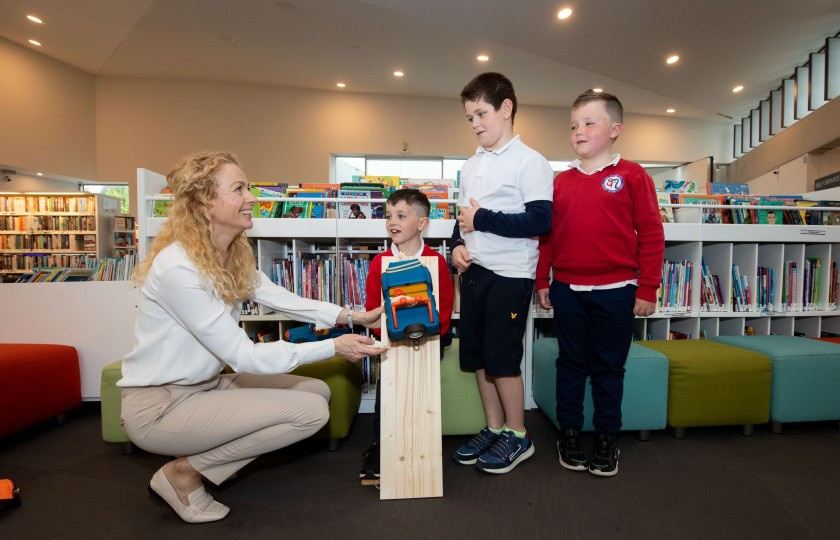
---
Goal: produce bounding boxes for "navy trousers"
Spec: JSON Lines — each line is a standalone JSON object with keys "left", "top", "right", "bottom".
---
{"left": 549, "top": 281, "right": 636, "bottom": 437}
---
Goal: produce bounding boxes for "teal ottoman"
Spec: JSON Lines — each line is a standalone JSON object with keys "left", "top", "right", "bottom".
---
{"left": 713, "top": 335, "right": 840, "bottom": 433}
{"left": 532, "top": 338, "right": 669, "bottom": 441}
{"left": 638, "top": 340, "right": 771, "bottom": 438}
{"left": 440, "top": 339, "right": 486, "bottom": 436}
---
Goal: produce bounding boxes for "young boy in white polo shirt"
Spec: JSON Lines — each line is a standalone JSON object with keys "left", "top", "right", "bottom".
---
{"left": 450, "top": 72, "right": 553, "bottom": 474}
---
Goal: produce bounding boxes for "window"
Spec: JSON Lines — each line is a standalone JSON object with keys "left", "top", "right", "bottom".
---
{"left": 82, "top": 184, "right": 129, "bottom": 214}
{"left": 334, "top": 155, "right": 467, "bottom": 185}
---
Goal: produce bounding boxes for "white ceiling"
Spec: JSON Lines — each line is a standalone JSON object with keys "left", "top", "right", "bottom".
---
{"left": 1, "top": 0, "right": 839, "bottom": 123}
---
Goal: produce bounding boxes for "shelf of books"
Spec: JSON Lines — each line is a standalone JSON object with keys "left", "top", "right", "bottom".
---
{"left": 0, "top": 192, "right": 135, "bottom": 282}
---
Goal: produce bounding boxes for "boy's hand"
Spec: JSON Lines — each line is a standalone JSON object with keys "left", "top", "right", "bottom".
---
{"left": 536, "top": 288, "right": 551, "bottom": 310}
{"left": 451, "top": 245, "right": 472, "bottom": 273}
{"left": 633, "top": 298, "right": 656, "bottom": 317}
{"left": 457, "top": 198, "right": 482, "bottom": 234}
{"left": 354, "top": 306, "right": 384, "bottom": 328}
{"left": 333, "top": 333, "right": 388, "bottom": 361}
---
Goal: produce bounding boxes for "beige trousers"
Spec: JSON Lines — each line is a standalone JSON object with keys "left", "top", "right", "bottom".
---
{"left": 121, "top": 372, "right": 330, "bottom": 485}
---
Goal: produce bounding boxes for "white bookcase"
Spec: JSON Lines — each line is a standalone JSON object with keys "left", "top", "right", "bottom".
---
{"left": 139, "top": 169, "right": 840, "bottom": 410}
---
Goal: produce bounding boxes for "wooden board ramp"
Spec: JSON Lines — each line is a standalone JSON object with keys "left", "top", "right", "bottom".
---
{"left": 379, "top": 256, "right": 443, "bottom": 500}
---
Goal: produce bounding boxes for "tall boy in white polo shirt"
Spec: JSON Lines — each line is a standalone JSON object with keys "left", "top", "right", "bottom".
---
{"left": 450, "top": 72, "right": 553, "bottom": 474}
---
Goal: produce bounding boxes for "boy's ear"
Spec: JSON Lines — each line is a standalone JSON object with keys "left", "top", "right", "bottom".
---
{"left": 501, "top": 98, "right": 514, "bottom": 120}
{"left": 610, "top": 122, "right": 623, "bottom": 141}
{"left": 418, "top": 215, "right": 429, "bottom": 232}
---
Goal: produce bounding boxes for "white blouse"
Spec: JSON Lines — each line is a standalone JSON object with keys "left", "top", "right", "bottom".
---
{"left": 119, "top": 243, "right": 343, "bottom": 387}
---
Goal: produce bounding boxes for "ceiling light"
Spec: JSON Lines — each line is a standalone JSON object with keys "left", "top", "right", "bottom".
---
{"left": 592, "top": 88, "right": 603, "bottom": 93}
{"left": 28, "top": 39, "right": 42, "bottom": 47}
{"left": 557, "top": 8, "right": 573, "bottom": 19}
{"left": 666, "top": 55, "right": 679, "bottom": 64}
{"left": 476, "top": 55, "right": 489, "bottom": 62}
{"left": 36, "top": 172, "right": 43, "bottom": 176}
{"left": 336, "top": 82, "right": 346, "bottom": 88}
{"left": 393, "top": 71, "right": 404, "bottom": 77}
{"left": 666, "top": 108, "right": 676, "bottom": 113}
{"left": 27, "top": 15, "right": 44, "bottom": 24}
{"left": 732, "top": 85, "right": 744, "bottom": 93}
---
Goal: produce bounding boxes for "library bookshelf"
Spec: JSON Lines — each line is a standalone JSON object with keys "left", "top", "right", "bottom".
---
{"left": 0, "top": 192, "right": 121, "bottom": 279}
{"left": 139, "top": 169, "right": 840, "bottom": 410}
{"left": 113, "top": 214, "right": 137, "bottom": 258}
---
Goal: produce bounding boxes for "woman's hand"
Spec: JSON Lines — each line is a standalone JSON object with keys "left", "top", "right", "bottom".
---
{"left": 333, "top": 334, "right": 387, "bottom": 361}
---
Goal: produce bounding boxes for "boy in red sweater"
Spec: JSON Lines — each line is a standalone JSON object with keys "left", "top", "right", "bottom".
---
{"left": 536, "top": 90, "right": 664, "bottom": 477}
{"left": 359, "top": 188, "right": 454, "bottom": 482}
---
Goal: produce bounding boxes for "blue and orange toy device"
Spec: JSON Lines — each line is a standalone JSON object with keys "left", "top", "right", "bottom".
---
{"left": 381, "top": 259, "right": 441, "bottom": 345}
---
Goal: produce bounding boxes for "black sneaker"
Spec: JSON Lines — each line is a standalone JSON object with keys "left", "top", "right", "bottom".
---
{"left": 360, "top": 441, "right": 380, "bottom": 480}
{"left": 589, "top": 434, "right": 619, "bottom": 477}
{"left": 557, "top": 428, "right": 588, "bottom": 471}
{"left": 453, "top": 427, "right": 500, "bottom": 465}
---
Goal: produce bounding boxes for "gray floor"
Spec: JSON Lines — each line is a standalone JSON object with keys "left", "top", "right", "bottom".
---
{"left": 1, "top": 403, "right": 839, "bottom": 539}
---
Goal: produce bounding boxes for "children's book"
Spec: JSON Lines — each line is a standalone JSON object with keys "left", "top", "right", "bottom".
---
{"left": 338, "top": 190, "right": 372, "bottom": 219}
{"left": 795, "top": 200, "right": 819, "bottom": 225}
{"left": 725, "top": 195, "right": 758, "bottom": 224}
{"left": 401, "top": 181, "right": 452, "bottom": 219}
{"left": 706, "top": 182, "right": 749, "bottom": 195}
{"left": 656, "top": 192, "right": 674, "bottom": 223}
{"left": 756, "top": 198, "right": 784, "bottom": 224}
{"left": 817, "top": 201, "right": 840, "bottom": 225}
{"left": 249, "top": 186, "right": 286, "bottom": 218}
{"left": 678, "top": 194, "right": 724, "bottom": 224}
{"left": 339, "top": 184, "right": 386, "bottom": 219}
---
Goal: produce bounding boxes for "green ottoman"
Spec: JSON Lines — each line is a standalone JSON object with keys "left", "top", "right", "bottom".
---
{"left": 532, "top": 338, "right": 669, "bottom": 441}
{"left": 100, "top": 360, "right": 133, "bottom": 454}
{"left": 440, "top": 339, "right": 486, "bottom": 436}
{"left": 637, "top": 340, "right": 772, "bottom": 438}
{"left": 714, "top": 335, "right": 840, "bottom": 433}
{"left": 288, "top": 356, "right": 362, "bottom": 450}
{"left": 101, "top": 356, "right": 362, "bottom": 453}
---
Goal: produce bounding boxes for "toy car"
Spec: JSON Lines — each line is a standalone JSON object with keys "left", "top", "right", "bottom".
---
{"left": 284, "top": 324, "right": 351, "bottom": 343}
{"left": 381, "top": 259, "right": 440, "bottom": 345}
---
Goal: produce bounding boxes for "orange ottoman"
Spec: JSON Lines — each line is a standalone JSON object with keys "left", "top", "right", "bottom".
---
{"left": 0, "top": 344, "right": 81, "bottom": 438}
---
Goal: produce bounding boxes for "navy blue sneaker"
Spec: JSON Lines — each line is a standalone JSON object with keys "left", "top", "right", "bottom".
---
{"left": 453, "top": 427, "right": 500, "bottom": 465}
{"left": 589, "top": 434, "right": 619, "bottom": 477}
{"left": 475, "top": 430, "right": 534, "bottom": 474}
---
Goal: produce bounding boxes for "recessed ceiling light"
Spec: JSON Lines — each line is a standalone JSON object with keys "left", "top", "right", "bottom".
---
{"left": 27, "top": 15, "right": 44, "bottom": 24}
{"left": 393, "top": 71, "right": 404, "bottom": 77}
{"left": 28, "top": 39, "right": 41, "bottom": 47}
{"left": 666, "top": 55, "right": 680, "bottom": 64}
{"left": 477, "top": 55, "right": 489, "bottom": 62}
{"left": 557, "top": 8, "right": 573, "bottom": 19}
{"left": 732, "top": 85, "right": 744, "bottom": 93}
{"left": 336, "top": 82, "right": 346, "bottom": 88}
{"left": 666, "top": 108, "right": 676, "bottom": 113}
{"left": 592, "top": 88, "right": 603, "bottom": 93}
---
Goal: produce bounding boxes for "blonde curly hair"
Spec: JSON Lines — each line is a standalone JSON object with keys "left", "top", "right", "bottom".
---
{"left": 133, "top": 151, "right": 258, "bottom": 303}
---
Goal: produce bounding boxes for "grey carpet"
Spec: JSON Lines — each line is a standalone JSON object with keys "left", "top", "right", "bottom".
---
{"left": 1, "top": 403, "right": 839, "bottom": 539}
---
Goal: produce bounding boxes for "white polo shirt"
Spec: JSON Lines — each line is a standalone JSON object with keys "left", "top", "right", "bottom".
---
{"left": 458, "top": 135, "right": 553, "bottom": 279}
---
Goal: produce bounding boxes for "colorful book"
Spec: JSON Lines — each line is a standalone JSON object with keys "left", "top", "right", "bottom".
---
{"left": 678, "top": 194, "right": 724, "bottom": 224}
{"left": 657, "top": 192, "right": 674, "bottom": 223}
{"left": 756, "top": 198, "right": 784, "bottom": 224}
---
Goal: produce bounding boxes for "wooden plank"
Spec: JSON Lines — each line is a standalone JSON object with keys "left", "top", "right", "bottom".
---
{"left": 379, "top": 256, "right": 443, "bottom": 500}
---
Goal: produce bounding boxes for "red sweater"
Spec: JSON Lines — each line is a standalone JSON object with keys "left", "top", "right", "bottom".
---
{"left": 536, "top": 159, "right": 665, "bottom": 303}
{"left": 364, "top": 245, "right": 454, "bottom": 338}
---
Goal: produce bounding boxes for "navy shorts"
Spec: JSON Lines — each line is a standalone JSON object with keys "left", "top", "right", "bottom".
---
{"left": 458, "top": 264, "right": 533, "bottom": 376}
